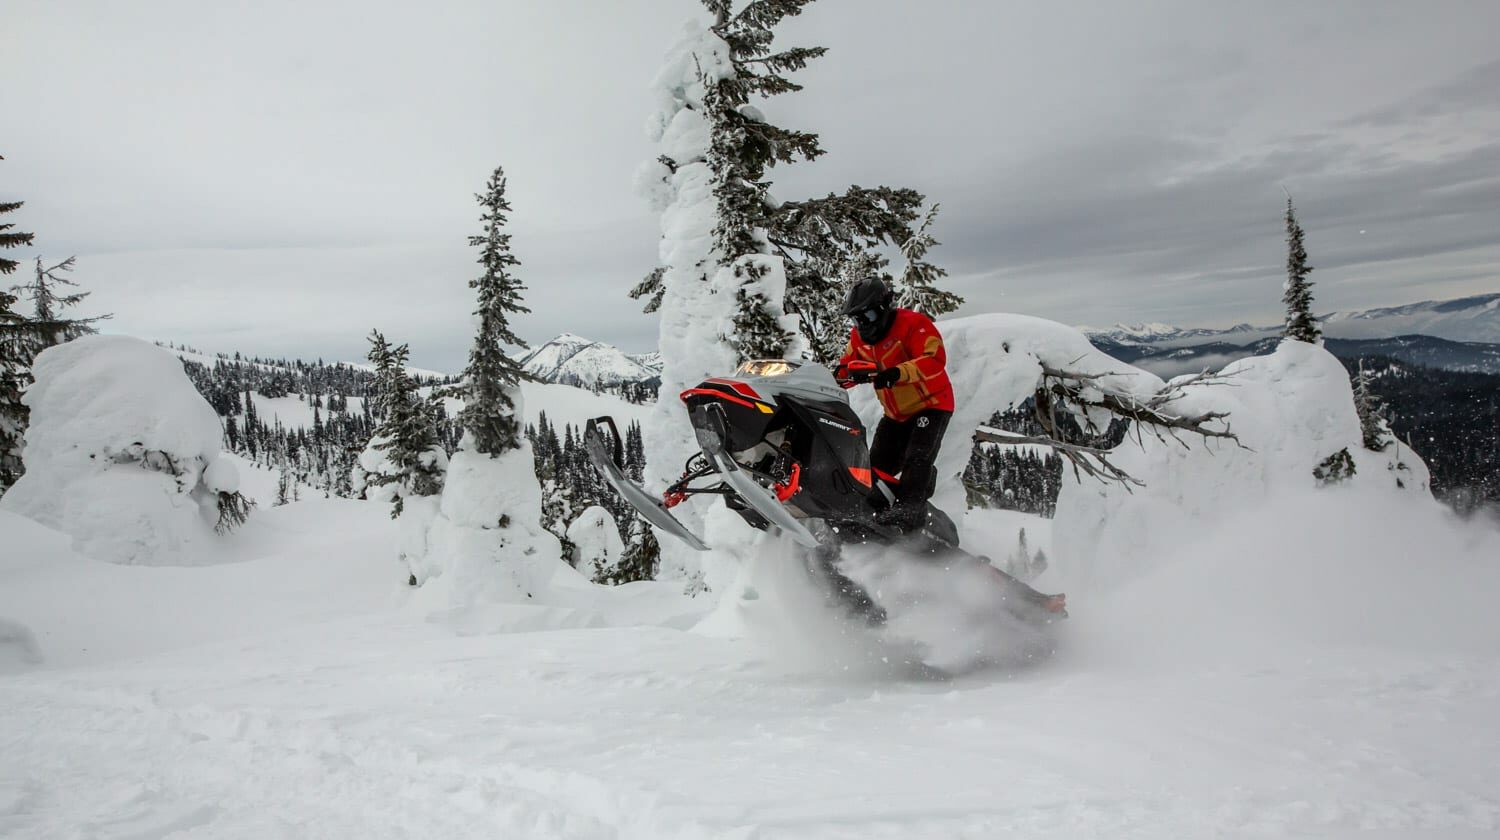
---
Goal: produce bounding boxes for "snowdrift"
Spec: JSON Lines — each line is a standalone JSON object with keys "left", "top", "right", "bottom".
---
{"left": 0, "top": 335, "right": 243, "bottom": 564}
{"left": 1053, "top": 339, "right": 1431, "bottom": 595}
{"left": 839, "top": 314, "right": 1435, "bottom": 595}
{"left": 693, "top": 313, "right": 1473, "bottom": 674}
{"left": 566, "top": 504, "right": 624, "bottom": 581}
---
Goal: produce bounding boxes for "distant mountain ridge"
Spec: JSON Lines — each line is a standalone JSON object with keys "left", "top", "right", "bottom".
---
{"left": 1099, "top": 334, "right": 1500, "bottom": 376}
{"left": 516, "top": 333, "right": 661, "bottom": 392}
{"left": 1081, "top": 292, "right": 1500, "bottom": 347}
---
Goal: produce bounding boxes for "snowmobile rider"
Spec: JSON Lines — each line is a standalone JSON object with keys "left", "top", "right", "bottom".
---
{"left": 834, "top": 276, "right": 955, "bottom": 532}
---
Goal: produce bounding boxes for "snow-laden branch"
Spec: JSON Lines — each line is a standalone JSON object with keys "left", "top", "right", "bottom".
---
{"left": 975, "top": 365, "right": 1245, "bottom": 490}
{"left": 972, "top": 427, "right": 1144, "bottom": 488}
{"left": 1039, "top": 364, "right": 1241, "bottom": 446}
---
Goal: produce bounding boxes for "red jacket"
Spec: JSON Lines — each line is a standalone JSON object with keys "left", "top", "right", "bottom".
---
{"left": 837, "top": 308, "right": 955, "bottom": 422}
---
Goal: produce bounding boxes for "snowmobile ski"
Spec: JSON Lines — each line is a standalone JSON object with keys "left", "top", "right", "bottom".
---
{"left": 691, "top": 404, "right": 823, "bottom": 550}
{"left": 584, "top": 417, "right": 710, "bottom": 552}
{"left": 587, "top": 358, "right": 1069, "bottom": 634}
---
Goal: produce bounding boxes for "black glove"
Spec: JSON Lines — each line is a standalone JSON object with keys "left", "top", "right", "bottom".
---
{"left": 839, "top": 363, "right": 877, "bottom": 385}
{"left": 873, "top": 367, "right": 901, "bottom": 389}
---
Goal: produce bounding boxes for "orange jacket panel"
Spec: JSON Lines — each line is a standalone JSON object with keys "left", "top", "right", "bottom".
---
{"left": 837, "top": 308, "right": 955, "bottom": 421}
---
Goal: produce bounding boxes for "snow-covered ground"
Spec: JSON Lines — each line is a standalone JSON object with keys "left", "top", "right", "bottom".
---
{"left": 244, "top": 379, "right": 652, "bottom": 436}
{"left": 5, "top": 325, "right": 1499, "bottom": 837}
{"left": 3, "top": 484, "right": 1499, "bottom": 838}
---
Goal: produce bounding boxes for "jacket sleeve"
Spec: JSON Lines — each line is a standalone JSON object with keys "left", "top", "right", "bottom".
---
{"left": 895, "top": 315, "right": 946, "bottom": 385}
{"left": 834, "top": 332, "right": 857, "bottom": 371}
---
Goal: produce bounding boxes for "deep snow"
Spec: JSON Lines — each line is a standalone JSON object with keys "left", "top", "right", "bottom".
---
{"left": 1, "top": 336, "right": 244, "bottom": 565}
{"left": 3, "top": 485, "right": 1499, "bottom": 838}
{"left": 4, "top": 325, "right": 1500, "bottom": 837}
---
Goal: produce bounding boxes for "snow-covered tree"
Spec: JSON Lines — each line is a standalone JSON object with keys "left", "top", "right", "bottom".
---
{"left": 701, "top": 1, "right": 825, "bottom": 360}
{"left": 358, "top": 330, "right": 447, "bottom": 518}
{"left": 631, "top": 0, "right": 958, "bottom": 590}
{"left": 631, "top": 10, "right": 762, "bottom": 587}
{"left": 1353, "top": 360, "right": 1394, "bottom": 452}
{"left": 1282, "top": 198, "right": 1320, "bottom": 344}
{"left": 14, "top": 257, "right": 108, "bottom": 349}
{"left": 274, "top": 465, "right": 292, "bottom": 507}
{"left": 894, "top": 204, "right": 963, "bottom": 319}
{"left": 0, "top": 335, "right": 252, "bottom": 563}
{"left": 0, "top": 288, "right": 36, "bottom": 491}
{"left": 633, "top": 3, "right": 953, "bottom": 368}
{"left": 566, "top": 505, "right": 625, "bottom": 582}
{"left": 0, "top": 187, "right": 108, "bottom": 492}
{"left": 606, "top": 515, "right": 661, "bottom": 586}
{"left": 1313, "top": 447, "right": 1356, "bottom": 486}
{"left": 0, "top": 160, "right": 35, "bottom": 276}
{"left": 401, "top": 171, "right": 568, "bottom": 601}
{"left": 458, "top": 166, "right": 531, "bottom": 455}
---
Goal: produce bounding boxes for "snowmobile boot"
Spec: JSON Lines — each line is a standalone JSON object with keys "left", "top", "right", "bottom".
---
{"left": 875, "top": 503, "right": 924, "bottom": 534}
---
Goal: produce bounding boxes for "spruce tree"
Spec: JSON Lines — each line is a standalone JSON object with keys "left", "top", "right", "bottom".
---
{"left": 700, "top": 3, "right": 826, "bottom": 361}
{"left": 1282, "top": 197, "right": 1320, "bottom": 343}
{"left": 457, "top": 166, "right": 531, "bottom": 455}
{"left": 0, "top": 157, "right": 35, "bottom": 277}
{"left": 632, "top": 4, "right": 954, "bottom": 365}
{"left": 1314, "top": 447, "right": 1356, "bottom": 486}
{"left": 0, "top": 288, "right": 35, "bottom": 490}
{"left": 1353, "top": 359, "right": 1391, "bottom": 452}
{"left": 15, "top": 256, "right": 109, "bottom": 348}
{"left": 608, "top": 516, "right": 662, "bottom": 585}
{"left": 363, "top": 330, "right": 446, "bottom": 517}
{"left": 894, "top": 204, "right": 963, "bottom": 318}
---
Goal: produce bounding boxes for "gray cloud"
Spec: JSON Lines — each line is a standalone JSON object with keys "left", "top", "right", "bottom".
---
{"left": 4, "top": 0, "right": 1499, "bottom": 369}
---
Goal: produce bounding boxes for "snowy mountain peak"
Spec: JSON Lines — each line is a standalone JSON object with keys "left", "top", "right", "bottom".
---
{"left": 517, "top": 334, "right": 660, "bottom": 389}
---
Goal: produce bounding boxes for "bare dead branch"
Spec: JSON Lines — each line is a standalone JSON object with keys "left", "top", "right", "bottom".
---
{"left": 973, "top": 427, "right": 1144, "bottom": 489}
{"left": 981, "top": 362, "right": 1249, "bottom": 492}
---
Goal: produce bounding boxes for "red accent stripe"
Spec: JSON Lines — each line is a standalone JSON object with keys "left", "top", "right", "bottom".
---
{"left": 679, "top": 387, "right": 758, "bottom": 411}
{"left": 705, "top": 378, "right": 763, "bottom": 401}
{"left": 874, "top": 468, "right": 900, "bottom": 484}
{"left": 847, "top": 467, "right": 873, "bottom": 488}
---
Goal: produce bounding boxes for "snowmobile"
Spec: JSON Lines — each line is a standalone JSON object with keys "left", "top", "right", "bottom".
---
{"left": 584, "top": 358, "right": 1066, "bottom": 626}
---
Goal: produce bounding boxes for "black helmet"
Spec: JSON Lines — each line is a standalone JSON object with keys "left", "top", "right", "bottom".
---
{"left": 841, "top": 276, "right": 896, "bottom": 343}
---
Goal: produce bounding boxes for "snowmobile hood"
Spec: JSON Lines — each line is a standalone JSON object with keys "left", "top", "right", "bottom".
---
{"left": 682, "top": 362, "right": 846, "bottom": 410}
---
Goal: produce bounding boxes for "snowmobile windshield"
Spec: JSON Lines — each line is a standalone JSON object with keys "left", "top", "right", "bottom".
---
{"left": 734, "top": 359, "right": 802, "bottom": 377}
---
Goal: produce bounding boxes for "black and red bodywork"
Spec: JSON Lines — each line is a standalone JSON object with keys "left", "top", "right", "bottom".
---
{"left": 673, "top": 369, "right": 883, "bottom": 527}
{"left": 583, "top": 359, "right": 1067, "bottom": 623}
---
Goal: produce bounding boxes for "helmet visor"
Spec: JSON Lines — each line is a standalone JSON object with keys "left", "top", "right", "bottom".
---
{"left": 850, "top": 306, "right": 884, "bottom": 326}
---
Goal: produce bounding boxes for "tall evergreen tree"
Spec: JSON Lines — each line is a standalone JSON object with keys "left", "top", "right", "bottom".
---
{"left": 0, "top": 157, "right": 35, "bottom": 277}
{"left": 701, "top": 1, "right": 826, "bottom": 361}
{"left": 632, "top": 3, "right": 953, "bottom": 366}
{"left": 894, "top": 203, "right": 963, "bottom": 318}
{"left": 363, "top": 330, "right": 446, "bottom": 517}
{"left": 1353, "top": 359, "right": 1392, "bottom": 452}
{"left": 1282, "top": 197, "right": 1320, "bottom": 343}
{"left": 458, "top": 166, "right": 531, "bottom": 455}
{"left": 14, "top": 256, "right": 108, "bottom": 348}
{"left": 0, "top": 288, "right": 36, "bottom": 490}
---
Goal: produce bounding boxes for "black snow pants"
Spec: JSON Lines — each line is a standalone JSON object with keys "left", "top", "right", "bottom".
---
{"left": 868, "top": 408, "right": 952, "bottom": 516}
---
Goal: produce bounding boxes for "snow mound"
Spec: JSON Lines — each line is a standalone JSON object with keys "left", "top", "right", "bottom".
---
{"left": 1054, "top": 339, "right": 1432, "bottom": 595}
{"left": 1077, "top": 487, "right": 1500, "bottom": 669}
{"left": 411, "top": 439, "right": 585, "bottom": 608}
{"left": 0, "top": 336, "right": 243, "bottom": 564}
{"left": 857, "top": 312, "right": 1167, "bottom": 521}
{"left": 566, "top": 505, "right": 624, "bottom": 582}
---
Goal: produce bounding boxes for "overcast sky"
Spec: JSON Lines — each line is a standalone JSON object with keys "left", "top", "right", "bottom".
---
{"left": 5, "top": 1, "right": 1499, "bottom": 371}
